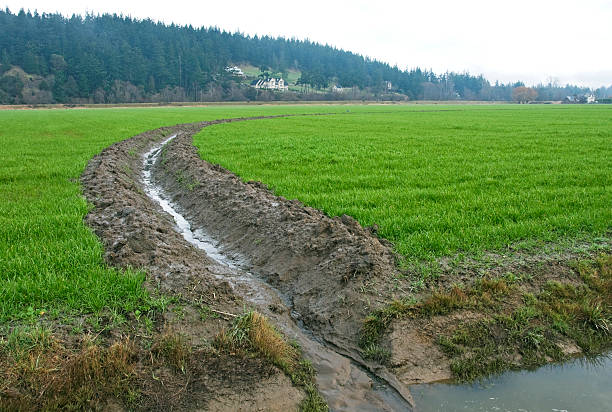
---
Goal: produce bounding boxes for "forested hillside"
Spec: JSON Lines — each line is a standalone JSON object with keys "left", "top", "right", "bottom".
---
{"left": 0, "top": 9, "right": 605, "bottom": 104}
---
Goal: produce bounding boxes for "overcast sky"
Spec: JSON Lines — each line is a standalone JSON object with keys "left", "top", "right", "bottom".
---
{"left": 4, "top": 0, "right": 612, "bottom": 88}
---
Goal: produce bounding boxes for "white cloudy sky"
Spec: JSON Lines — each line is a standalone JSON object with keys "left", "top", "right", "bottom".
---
{"left": 4, "top": 0, "right": 612, "bottom": 87}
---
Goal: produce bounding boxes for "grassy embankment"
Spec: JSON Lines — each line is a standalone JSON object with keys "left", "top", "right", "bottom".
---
{"left": 195, "top": 105, "right": 612, "bottom": 380}
{"left": 0, "top": 105, "right": 347, "bottom": 409}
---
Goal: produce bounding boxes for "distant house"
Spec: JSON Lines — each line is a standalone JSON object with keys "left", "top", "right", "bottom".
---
{"left": 332, "top": 85, "right": 344, "bottom": 92}
{"left": 563, "top": 94, "right": 597, "bottom": 104}
{"left": 225, "top": 66, "right": 245, "bottom": 77}
{"left": 385, "top": 81, "right": 392, "bottom": 90}
{"left": 251, "top": 78, "right": 288, "bottom": 91}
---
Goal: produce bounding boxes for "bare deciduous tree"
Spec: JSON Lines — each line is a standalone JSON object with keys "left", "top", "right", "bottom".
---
{"left": 512, "top": 86, "right": 538, "bottom": 103}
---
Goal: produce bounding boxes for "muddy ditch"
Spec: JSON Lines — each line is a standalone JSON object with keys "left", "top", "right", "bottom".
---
{"left": 81, "top": 116, "right": 415, "bottom": 411}
{"left": 153, "top": 122, "right": 402, "bottom": 356}
{"left": 81, "top": 120, "right": 305, "bottom": 410}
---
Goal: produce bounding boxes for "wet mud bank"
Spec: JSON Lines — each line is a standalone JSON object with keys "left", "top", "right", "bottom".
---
{"left": 82, "top": 117, "right": 414, "bottom": 411}
{"left": 82, "top": 120, "right": 306, "bottom": 410}
{"left": 156, "top": 122, "right": 401, "bottom": 353}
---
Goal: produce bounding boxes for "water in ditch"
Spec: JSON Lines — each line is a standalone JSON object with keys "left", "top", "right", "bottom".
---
{"left": 143, "top": 135, "right": 413, "bottom": 412}
{"left": 411, "top": 353, "right": 611, "bottom": 411}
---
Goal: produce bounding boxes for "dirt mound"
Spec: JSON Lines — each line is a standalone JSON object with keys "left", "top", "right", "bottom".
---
{"left": 81, "top": 121, "right": 306, "bottom": 411}
{"left": 156, "top": 123, "right": 400, "bottom": 354}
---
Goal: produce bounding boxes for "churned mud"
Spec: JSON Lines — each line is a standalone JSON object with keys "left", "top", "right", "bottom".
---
{"left": 81, "top": 117, "right": 415, "bottom": 411}
{"left": 82, "top": 120, "right": 308, "bottom": 410}
{"left": 155, "top": 122, "right": 400, "bottom": 356}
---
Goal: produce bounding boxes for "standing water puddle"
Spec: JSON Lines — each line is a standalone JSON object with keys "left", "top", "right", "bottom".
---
{"left": 143, "top": 135, "right": 413, "bottom": 411}
{"left": 411, "top": 354, "right": 611, "bottom": 411}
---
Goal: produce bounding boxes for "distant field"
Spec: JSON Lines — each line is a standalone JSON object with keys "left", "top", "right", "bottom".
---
{"left": 194, "top": 105, "right": 612, "bottom": 260}
{"left": 0, "top": 105, "right": 344, "bottom": 322}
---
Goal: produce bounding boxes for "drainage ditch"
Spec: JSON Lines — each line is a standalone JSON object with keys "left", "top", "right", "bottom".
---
{"left": 143, "top": 134, "right": 413, "bottom": 411}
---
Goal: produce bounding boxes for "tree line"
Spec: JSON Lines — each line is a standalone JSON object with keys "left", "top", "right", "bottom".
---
{"left": 0, "top": 9, "right": 609, "bottom": 104}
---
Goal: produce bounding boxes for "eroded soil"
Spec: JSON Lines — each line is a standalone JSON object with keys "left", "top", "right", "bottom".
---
{"left": 77, "top": 116, "right": 416, "bottom": 411}
{"left": 80, "top": 119, "right": 312, "bottom": 410}
{"left": 155, "top": 122, "right": 400, "bottom": 355}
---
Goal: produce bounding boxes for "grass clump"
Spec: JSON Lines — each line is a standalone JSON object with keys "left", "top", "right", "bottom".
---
{"left": 216, "top": 311, "right": 299, "bottom": 369}
{"left": 420, "top": 286, "right": 472, "bottom": 316}
{"left": 576, "top": 254, "right": 612, "bottom": 295}
{"left": 1, "top": 325, "right": 54, "bottom": 361}
{"left": 151, "top": 330, "right": 191, "bottom": 373}
{"left": 360, "top": 298, "right": 413, "bottom": 358}
{"left": 580, "top": 299, "right": 609, "bottom": 334}
{"left": 0, "top": 329, "right": 137, "bottom": 410}
{"left": 361, "top": 343, "right": 391, "bottom": 364}
{"left": 417, "top": 280, "right": 511, "bottom": 315}
{"left": 215, "top": 310, "right": 327, "bottom": 411}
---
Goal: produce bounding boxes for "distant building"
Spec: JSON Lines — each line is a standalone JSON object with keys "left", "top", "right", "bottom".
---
{"left": 385, "top": 81, "right": 392, "bottom": 90}
{"left": 332, "top": 85, "right": 344, "bottom": 92}
{"left": 563, "top": 94, "right": 597, "bottom": 104}
{"left": 225, "top": 66, "right": 245, "bottom": 77}
{"left": 251, "top": 78, "right": 288, "bottom": 91}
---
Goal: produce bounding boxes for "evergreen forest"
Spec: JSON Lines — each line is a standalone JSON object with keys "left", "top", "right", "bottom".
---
{"left": 0, "top": 9, "right": 608, "bottom": 104}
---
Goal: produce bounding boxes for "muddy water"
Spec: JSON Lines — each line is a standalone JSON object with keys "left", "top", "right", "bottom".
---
{"left": 411, "top": 354, "right": 612, "bottom": 412}
{"left": 143, "top": 136, "right": 413, "bottom": 412}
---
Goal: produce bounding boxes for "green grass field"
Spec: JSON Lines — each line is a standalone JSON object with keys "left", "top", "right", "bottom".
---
{"left": 2, "top": 104, "right": 610, "bottom": 326}
{"left": 195, "top": 105, "right": 612, "bottom": 260}
{"left": 0, "top": 105, "right": 347, "bottom": 323}
{"left": 2, "top": 104, "right": 611, "bottom": 394}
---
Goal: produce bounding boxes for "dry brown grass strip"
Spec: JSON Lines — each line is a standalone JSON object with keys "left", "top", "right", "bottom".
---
{"left": 248, "top": 312, "right": 298, "bottom": 369}
{"left": 0, "top": 334, "right": 137, "bottom": 411}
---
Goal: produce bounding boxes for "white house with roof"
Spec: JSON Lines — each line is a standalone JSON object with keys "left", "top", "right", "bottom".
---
{"left": 251, "top": 78, "right": 288, "bottom": 91}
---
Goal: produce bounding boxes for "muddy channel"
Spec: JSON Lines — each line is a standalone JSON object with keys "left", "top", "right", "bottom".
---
{"left": 82, "top": 117, "right": 414, "bottom": 411}
{"left": 143, "top": 132, "right": 411, "bottom": 411}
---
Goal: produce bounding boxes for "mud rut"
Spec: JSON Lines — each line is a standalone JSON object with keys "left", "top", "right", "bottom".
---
{"left": 81, "top": 116, "right": 414, "bottom": 411}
